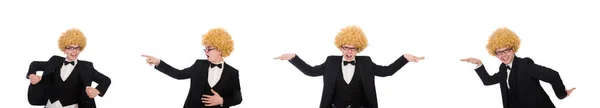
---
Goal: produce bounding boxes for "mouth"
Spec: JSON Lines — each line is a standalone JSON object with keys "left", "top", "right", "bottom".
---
{"left": 501, "top": 57, "right": 510, "bottom": 62}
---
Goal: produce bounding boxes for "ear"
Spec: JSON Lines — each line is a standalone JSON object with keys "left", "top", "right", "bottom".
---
{"left": 215, "top": 49, "right": 223, "bottom": 56}
{"left": 216, "top": 49, "right": 222, "bottom": 54}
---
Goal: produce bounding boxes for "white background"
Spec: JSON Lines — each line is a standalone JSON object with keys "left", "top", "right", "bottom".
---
{"left": 1, "top": 0, "right": 598, "bottom": 108}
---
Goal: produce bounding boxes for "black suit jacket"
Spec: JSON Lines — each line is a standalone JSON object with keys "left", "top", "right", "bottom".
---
{"left": 27, "top": 55, "right": 111, "bottom": 108}
{"left": 289, "top": 55, "right": 409, "bottom": 108}
{"left": 154, "top": 60, "right": 242, "bottom": 108}
{"left": 475, "top": 56, "right": 567, "bottom": 108}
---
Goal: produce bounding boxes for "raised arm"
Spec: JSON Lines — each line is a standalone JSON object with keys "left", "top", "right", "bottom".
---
{"left": 462, "top": 57, "right": 503, "bottom": 85}
{"left": 474, "top": 65, "right": 504, "bottom": 85}
{"left": 275, "top": 54, "right": 327, "bottom": 76}
{"left": 142, "top": 55, "right": 195, "bottom": 79}
{"left": 372, "top": 54, "right": 423, "bottom": 77}
{"left": 371, "top": 55, "right": 408, "bottom": 77}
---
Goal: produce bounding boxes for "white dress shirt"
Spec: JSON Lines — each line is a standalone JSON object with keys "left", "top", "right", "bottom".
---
{"left": 46, "top": 100, "right": 78, "bottom": 108}
{"left": 341, "top": 57, "right": 356, "bottom": 84}
{"left": 208, "top": 61, "right": 224, "bottom": 88}
{"left": 506, "top": 62, "right": 513, "bottom": 89}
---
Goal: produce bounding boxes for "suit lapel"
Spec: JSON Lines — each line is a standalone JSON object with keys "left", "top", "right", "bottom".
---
{"left": 333, "top": 56, "right": 343, "bottom": 80}
{"left": 355, "top": 57, "right": 366, "bottom": 79}
{"left": 76, "top": 61, "right": 93, "bottom": 86}
{"left": 499, "top": 64, "right": 509, "bottom": 87}
{"left": 199, "top": 60, "right": 210, "bottom": 85}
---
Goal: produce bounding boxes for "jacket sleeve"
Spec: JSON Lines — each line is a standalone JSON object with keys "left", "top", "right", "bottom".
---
{"left": 474, "top": 65, "right": 503, "bottom": 86}
{"left": 27, "top": 56, "right": 61, "bottom": 78}
{"left": 288, "top": 55, "right": 327, "bottom": 76}
{"left": 523, "top": 58, "right": 568, "bottom": 99}
{"left": 89, "top": 62, "right": 111, "bottom": 97}
{"left": 154, "top": 60, "right": 197, "bottom": 79}
{"left": 372, "top": 55, "right": 409, "bottom": 77}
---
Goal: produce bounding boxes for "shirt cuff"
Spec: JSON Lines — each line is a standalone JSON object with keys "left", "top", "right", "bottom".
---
{"left": 474, "top": 64, "right": 483, "bottom": 69}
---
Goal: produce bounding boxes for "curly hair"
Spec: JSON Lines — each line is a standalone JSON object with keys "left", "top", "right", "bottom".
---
{"left": 334, "top": 25, "right": 368, "bottom": 52}
{"left": 58, "top": 28, "right": 87, "bottom": 51}
{"left": 486, "top": 27, "right": 521, "bottom": 56}
{"left": 202, "top": 28, "right": 234, "bottom": 57}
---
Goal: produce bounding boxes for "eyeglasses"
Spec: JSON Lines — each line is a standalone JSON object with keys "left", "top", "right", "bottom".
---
{"left": 341, "top": 46, "right": 358, "bottom": 52}
{"left": 204, "top": 48, "right": 216, "bottom": 52}
{"left": 65, "top": 46, "right": 81, "bottom": 51}
{"left": 495, "top": 48, "right": 512, "bottom": 55}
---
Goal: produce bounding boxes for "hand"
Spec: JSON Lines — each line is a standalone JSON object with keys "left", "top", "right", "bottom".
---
{"left": 141, "top": 55, "right": 160, "bottom": 66}
{"left": 565, "top": 88, "right": 576, "bottom": 98}
{"left": 201, "top": 89, "right": 223, "bottom": 106}
{"left": 460, "top": 57, "right": 482, "bottom": 66}
{"left": 86, "top": 86, "right": 100, "bottom": 98}
{"left": 403, "top": 54, "right": 425, "bottom": 62}
{"left": 29, "top": 74, "right": 42, "bottom": 85}
{"left": 274, "top": 53, "right": 296, "bottom": 60}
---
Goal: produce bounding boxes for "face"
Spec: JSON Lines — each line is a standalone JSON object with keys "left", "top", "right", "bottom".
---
{"left": 63, "top": 45, "right": 82, "bottom": 61}
{"left": 339, "top": 45, "right": 358, "bottom": 61}
{"left": 495, "top": 47, "right": 515, "bottom": 64}
{"left": 204, "top": 46, "right": 223, "bottom": 63}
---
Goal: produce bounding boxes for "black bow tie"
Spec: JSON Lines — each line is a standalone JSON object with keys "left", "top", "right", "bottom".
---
{"left": 505, "top": 65, "right": 511, "bottom": 70}
{"left": 210, "top": 63, "right": 222, "bottom": 68}
{"left": 64, "top": 61, "right": 75, "bottom": 65}
{"left": 343, "top": 61, "right": 355, "bottom": 66}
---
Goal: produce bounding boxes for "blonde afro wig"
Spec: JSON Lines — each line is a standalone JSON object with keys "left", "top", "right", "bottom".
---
{"left": 58, "top": 28, "right": 87, "bottom": 51}
{"left": 202, "top": 28, "right": 234, "bottom": 57}
{"left": 334, "top": 25, "right": 368, "bottom": 52}
{"left": 486, "top": 27, "right": 521, "bottom": 56}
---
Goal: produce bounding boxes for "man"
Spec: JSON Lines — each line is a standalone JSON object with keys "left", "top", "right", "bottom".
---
{"left": 275, "top": 25, "right": 425, "bottom": 108}
{"left": 461, "top": 27, "right": 576, "bottom": 108}
{"left": 27, "top": 28, "right": 112, "bottom": 108}
{"left": 142, "top": 28, "right": 242, "bottom": 108}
